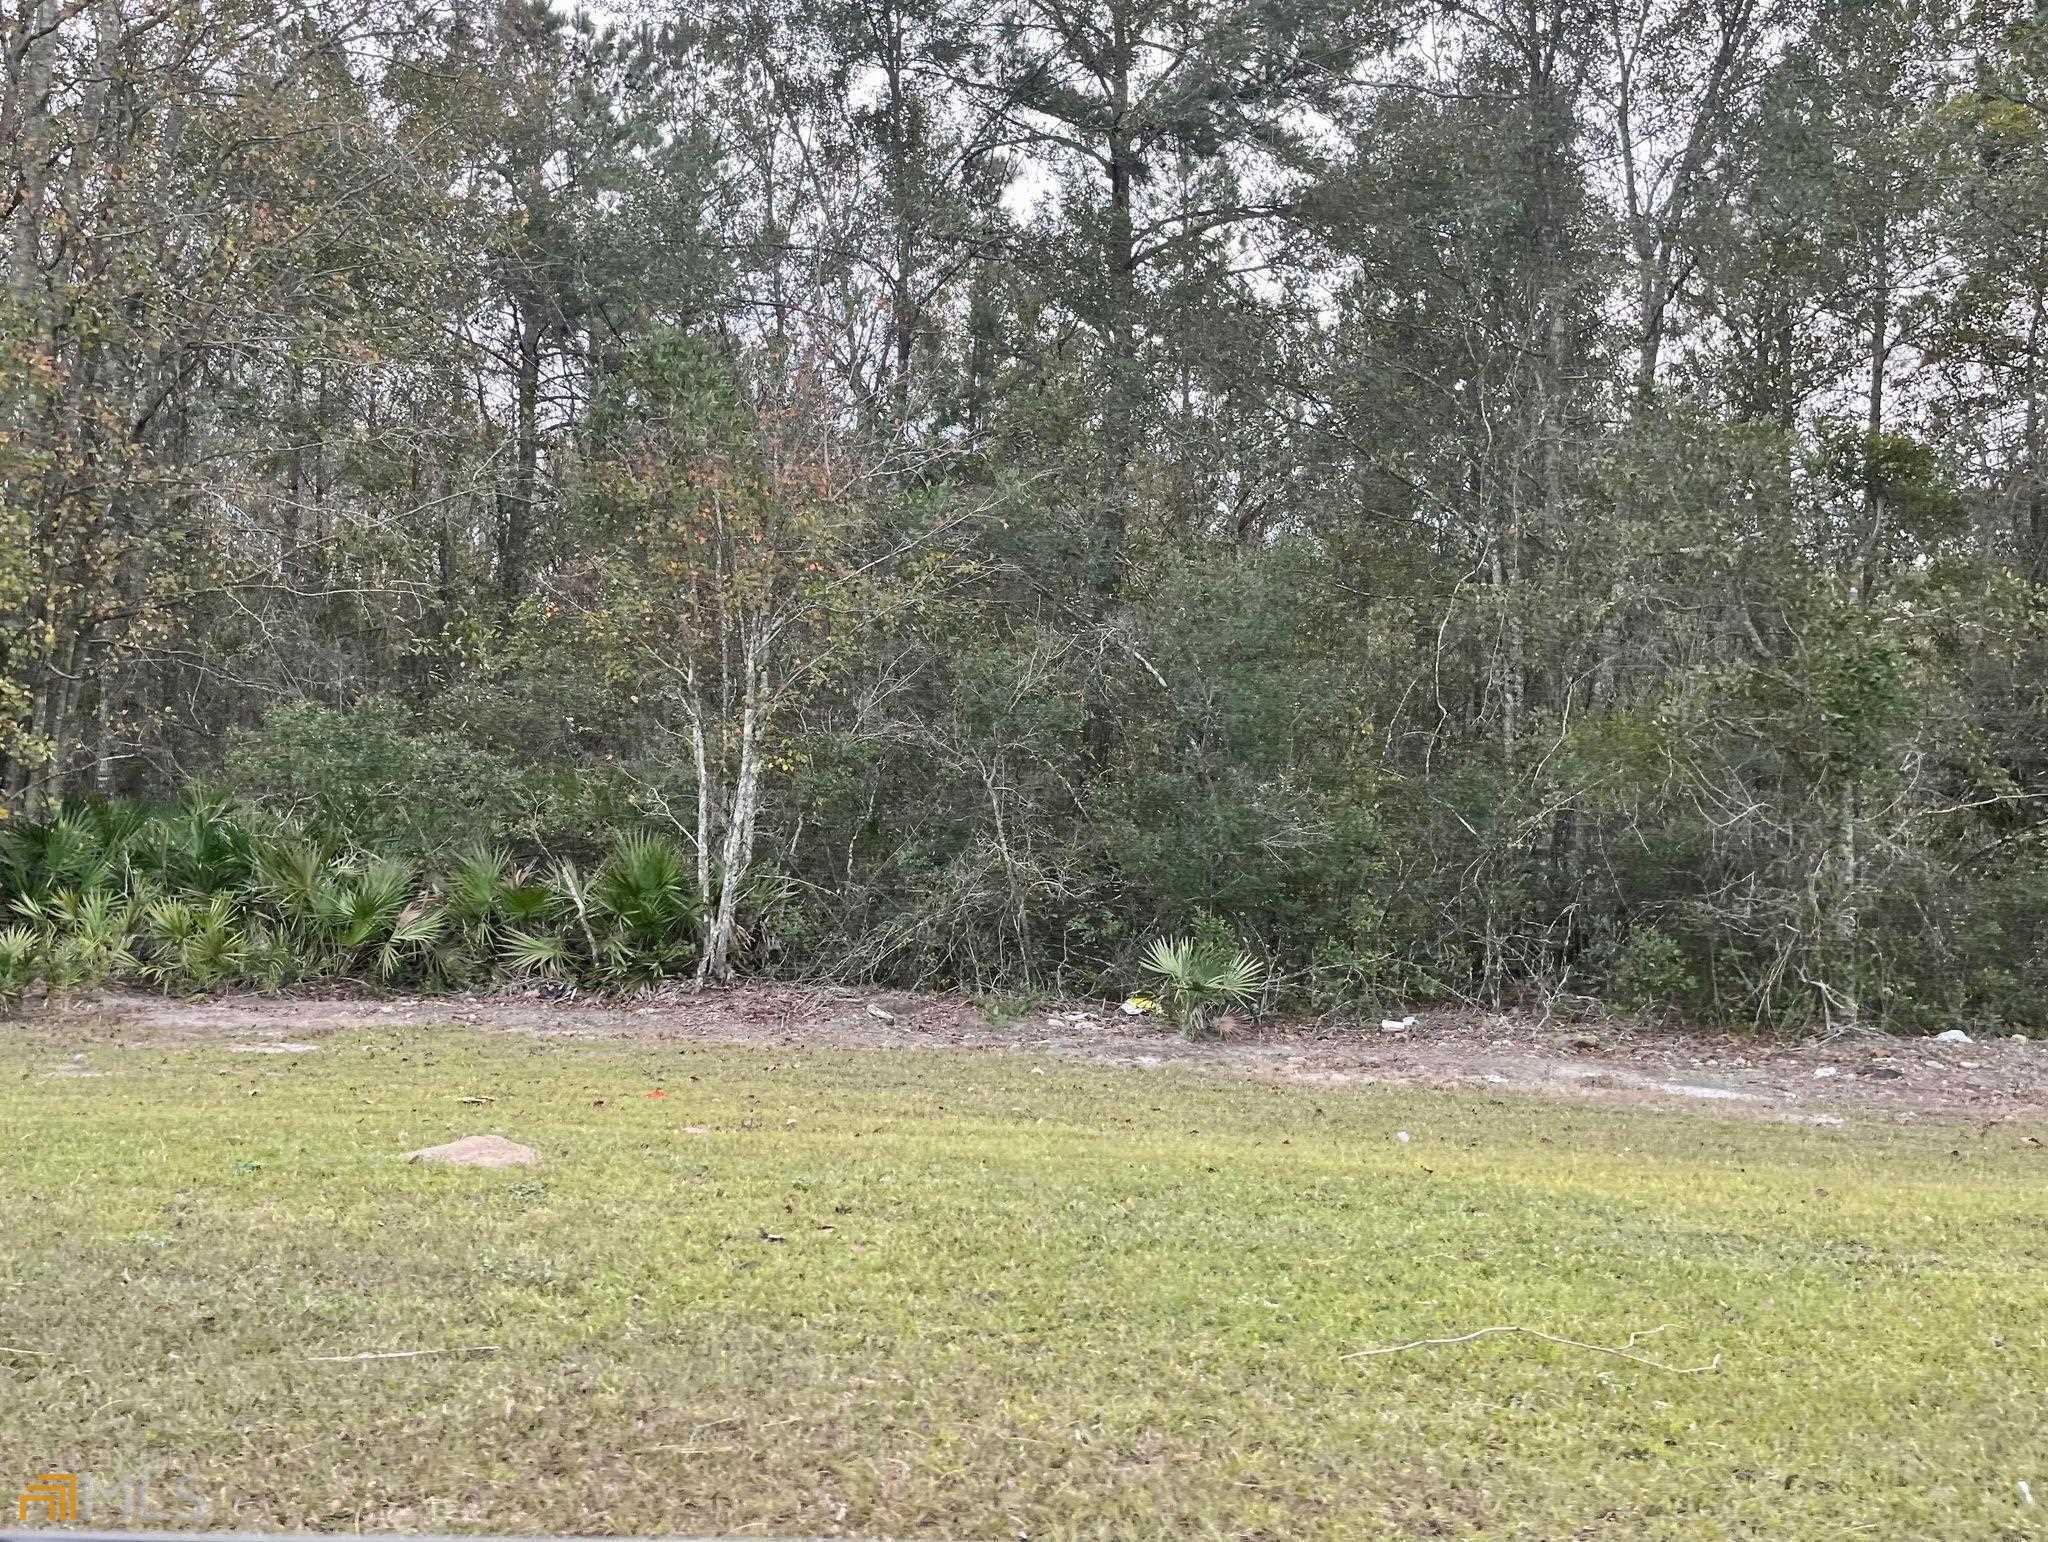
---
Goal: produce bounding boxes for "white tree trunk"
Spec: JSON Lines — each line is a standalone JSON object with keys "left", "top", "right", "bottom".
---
{"left": 698, "top": 634, "right": 764, "bottom": 985}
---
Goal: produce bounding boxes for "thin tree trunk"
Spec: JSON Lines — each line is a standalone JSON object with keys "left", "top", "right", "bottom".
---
{"left": 501, "top": 303, "right": 542, "bottom": 604}
{"left": 690, "top": 679, "right": 714, "bottom": 918}
{"left": 1857, "top": 221, "right": 1891, "bottom": 602}
{"left": 92, "top": 654, "right": 114, "bottom": 795}
{"left": 1824, "top": 782, "right": 1860, "bottom": 1029}
{"left": 2025, "top": 286, "right": 2045, "bottom": 579}
{"left": 1098, "top": 21, "right": 1137, "bottom": 605}
{"left": 700, "top": 640, "right": 763, "bottom": 986}
{"left": 881, "top": 3, "right": 916, "bottom": 430}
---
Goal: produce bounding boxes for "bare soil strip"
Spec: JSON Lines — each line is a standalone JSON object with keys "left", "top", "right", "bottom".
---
{"left": 27, "top": 986, "right": 2046, "bottom": 1125}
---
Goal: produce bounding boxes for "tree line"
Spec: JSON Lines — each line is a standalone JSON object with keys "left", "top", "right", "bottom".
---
{"left": 7, "top": 0, "right": 2048, "bottom": 1028}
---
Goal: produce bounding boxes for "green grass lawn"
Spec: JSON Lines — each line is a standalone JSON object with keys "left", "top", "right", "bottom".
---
{"left": 1, "top": 1027, "right": 2043, "bottom": 1540}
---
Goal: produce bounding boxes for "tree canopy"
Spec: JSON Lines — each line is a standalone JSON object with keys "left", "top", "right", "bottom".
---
{"left": 8, "top": 0, "right": 2048, "bottom": 1025}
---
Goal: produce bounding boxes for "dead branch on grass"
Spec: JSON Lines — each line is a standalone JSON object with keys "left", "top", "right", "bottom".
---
{"left": 1342, "top": 1324, "right": 1719, "bottom": 1374}
{"left": 306, "top": 1345, "right": 501, "bottom": 1363}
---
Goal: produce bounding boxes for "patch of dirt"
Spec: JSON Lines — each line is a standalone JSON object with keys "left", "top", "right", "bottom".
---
{"left": 25, "top": 985, "right": 2048, "bottom": 1126}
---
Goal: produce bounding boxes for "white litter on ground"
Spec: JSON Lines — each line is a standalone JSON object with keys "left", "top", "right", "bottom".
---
{"left": 1657, "top": 1083, "right": 1762, "bottom": 1102}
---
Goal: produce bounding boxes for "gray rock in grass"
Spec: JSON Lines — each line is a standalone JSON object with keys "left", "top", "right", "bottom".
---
{"left": 406, "top": 1134, "right": 539, "bottom": 1169}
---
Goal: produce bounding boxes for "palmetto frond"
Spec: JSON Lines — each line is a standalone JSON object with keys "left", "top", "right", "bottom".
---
{"left": 1201, "top": 951, "right": 1265, "bottom": 1007}
{"left": 502, "top": 926, "right": 571, "bottom": 977}
{"left": 388, "top": 902, "right": 447, "bottom": 949}
{"left": 256, "top": 838, "right": 331, "bottom": 917}
{"left": 499, "top": 880, "right": 557, "bottom": 924}
{"left": 0, "top": 924, "right": 40, "bottom": 969}
{"left": 0, "top": 924, "right": 41, "bottom": 1001}
{"left": 355, "top": 856, "right": 416, "bottom": 918}
{"left": 147, "top": 898, "right": 199, "bottom": 944}
{"left": 447, "top": 846, "right": 511, "bottom": 925}
{"left": 319, "top": 856, "right": 414, "bottom": 948}
{"left": 593, "top": 832, "right": 694, "bottom": 931}
{"left": 1140, "top": 935, "right": 1198, "bottom": 989}
{"left": 147, "top": 795, "right": 260, "bottom": 895}
{"left": 1138, "top": 934, "right": 1266, "bottom": 1038}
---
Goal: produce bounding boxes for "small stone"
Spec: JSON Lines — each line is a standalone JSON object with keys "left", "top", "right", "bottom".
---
{"left": 1934, "top": 1029, "right": 1973, "bottom": 1044}
{"left": 865, "top": 1004, "right": 897, "bottom": 1023}
{"left": 406, "top": 1135, "right": 539, "bottom": 1169}
{"left": 1812, "top": 1066, "right": 1840, "bottom": 1079}
{"left": 1395, "top": 1130, "right": 1411, "bottom": 1143}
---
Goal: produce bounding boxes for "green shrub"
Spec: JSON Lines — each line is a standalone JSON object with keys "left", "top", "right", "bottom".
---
{"left": 1306, "top": 893, "right": 1463, "bottom": 1013}
{"left": 1601, "top": 927, "right": 1699, "bottom": 1017}
{"left": 222, "top": 700, "right": 543, "bottom": 857}
{"left": 16, "top": 888, "right": 139, "bottom": 990}
{"left": 504, "top": 832, "right": 702, "bottom": 986}
{"left": 0, "top": 799, "right": 716, "bottom": 999}
{"left": 1137, "top": 934, "right": 1266, "bottom": 1039}
{"left": 970, "top": 989, "right": 1042, "bottom": 1027}
{"left": 0, "top": 924, "right": 41, "bottom": 1009}
{"left": 142, "top": 894, "right": 251, "bottom": 991}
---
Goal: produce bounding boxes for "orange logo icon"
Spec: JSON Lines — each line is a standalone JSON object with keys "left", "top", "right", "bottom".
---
{"left": 18, "top": 1472, "right": 78, "bottom": 1523}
